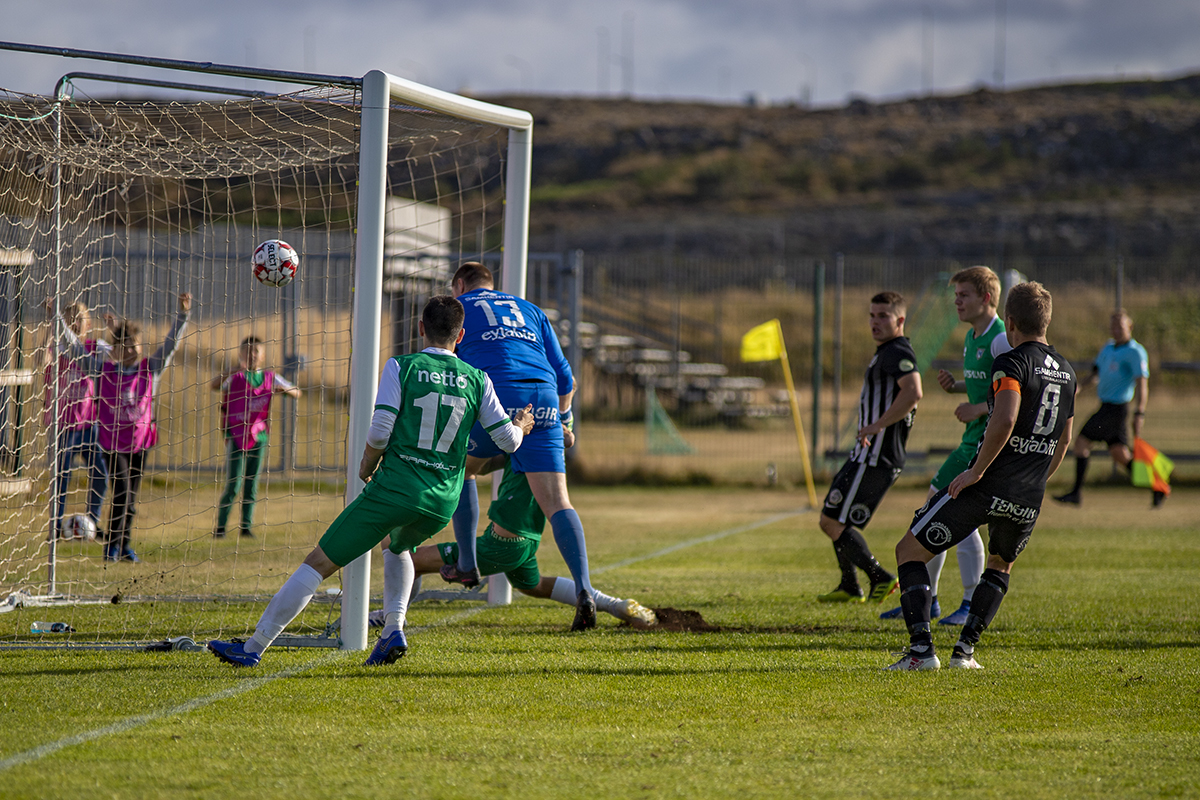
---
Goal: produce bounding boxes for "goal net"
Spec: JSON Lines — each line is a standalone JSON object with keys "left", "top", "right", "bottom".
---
{"left": 0, "top": 73, "right": 523, "bottom": 648}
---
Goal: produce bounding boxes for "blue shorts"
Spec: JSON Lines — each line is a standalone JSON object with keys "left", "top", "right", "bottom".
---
{"left": 468, "top": 380, "right": 565, "bottom": 474}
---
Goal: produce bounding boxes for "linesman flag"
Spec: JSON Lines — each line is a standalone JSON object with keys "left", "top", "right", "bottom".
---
{"left": 740, "top": 319, "right": 818, "bottom": 508}
{"left": 1132, "top": 438, "right": 1173, "bottom": 496}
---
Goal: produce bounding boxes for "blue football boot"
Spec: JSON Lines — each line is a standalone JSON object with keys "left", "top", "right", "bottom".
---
{"left": 363, "top": 629, "right": 408, "bottom": 666}
{"left": 208, "top": 639, "right": 261, "bottom": 667}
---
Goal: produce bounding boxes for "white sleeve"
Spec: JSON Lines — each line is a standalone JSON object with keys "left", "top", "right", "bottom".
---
{"left": 366, "top": 359, "right": 402, "bottom": 449}
{"left": 991, "top": 334, "right": 1013, "bottom": 359}
{"left": 272, "top": 373, "right": 297, "bottom": 392}
{"left": 477, "top": 374, "right": 524, "bottom": 453}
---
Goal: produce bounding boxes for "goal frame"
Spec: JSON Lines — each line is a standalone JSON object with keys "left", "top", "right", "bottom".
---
{"left": 0, "top": 41, "right": 534, "bottom": 651}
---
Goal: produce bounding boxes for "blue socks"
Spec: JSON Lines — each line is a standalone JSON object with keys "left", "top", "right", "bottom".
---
{"left": 550, "top": 509, "right": 593, "bottom": 597}
{"left": 452, "top": 479, "right": 479, "bottom": 573}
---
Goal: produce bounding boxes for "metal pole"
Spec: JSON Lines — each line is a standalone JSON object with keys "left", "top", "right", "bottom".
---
{"left": 1115, "top": 254, "right": 1124, "bottom": 311}
{"left": 340, "top": 70, "right": 389, "bottom": 651}
{"left": 47, "top": 95, "right": 64, "bottom": 594}
{"left": 569, "top": 250, "right": 583, "bottom": 380}
{"left": 0, "top": 40, "right": 362, "bottom": 88}
{"left": 812, "top": 261, "right": 825, "bottom": 468}
{"left": 832, "top": 254, "right": 844, "bottom": 460}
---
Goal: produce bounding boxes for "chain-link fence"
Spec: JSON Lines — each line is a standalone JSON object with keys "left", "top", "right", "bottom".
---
{"left": 568, "top": 252, "right": 1200, "bottom": 487}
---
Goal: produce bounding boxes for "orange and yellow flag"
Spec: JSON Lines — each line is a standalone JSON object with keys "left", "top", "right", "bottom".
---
{"left": 1132, "top": 438, "right": 1173, "bottom": 496}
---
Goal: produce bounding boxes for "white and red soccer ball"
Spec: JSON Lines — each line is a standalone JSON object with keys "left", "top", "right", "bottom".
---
{"left": 64, "top": 513, "right": 97, "bottom": 541}
{"left": 252, "top": 239, "right": 298, "bottom": 288}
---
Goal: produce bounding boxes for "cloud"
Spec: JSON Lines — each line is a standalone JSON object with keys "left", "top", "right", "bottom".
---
{"left": 0, "top": 0, "right": 1197, "bottom": 105}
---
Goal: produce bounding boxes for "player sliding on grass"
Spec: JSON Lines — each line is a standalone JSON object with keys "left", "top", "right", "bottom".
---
{"left": 887, "top": 282, "right": 1075, "bottom": 671}
{"left": 816, "top": 291, "right": 921, "bottom": 605}
{"left": 421, "top": 440, "right": 656, "bottom": 629}
{"left": 881, "top": 267, "right": 1008, "bottom": 626}
{"left": 209, "top": 296, "right": 534, "bottom": 667}
{"left": 446, "top": 262, "right": 599, "bottom": 631}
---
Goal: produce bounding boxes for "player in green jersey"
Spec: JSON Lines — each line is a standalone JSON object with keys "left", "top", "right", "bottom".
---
{"left": 209, "top": 296, "right": 535, "bottom": 667}
{"left": 881, "top": 267, "right": 1008, "bottom": 626}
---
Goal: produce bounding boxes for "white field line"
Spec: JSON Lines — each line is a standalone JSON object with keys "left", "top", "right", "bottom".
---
{"left": 0, "top": 605, "right": 491, "bottom": 773}
{"left": 591, "top": 509, "right": 808, "bottom": 575}
{"left": 0, "top": 507, "right": 808, "bottom": 772}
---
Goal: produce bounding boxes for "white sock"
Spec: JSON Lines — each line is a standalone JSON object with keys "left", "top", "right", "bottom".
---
{"left": 550, "top": 577, "right": 620, "bottom": 615}
{"left": 926, "top": 550, "right": 947, "bottom": 599}
{"left": 247, "top": 563, "right": 323, "bottom": 654}
{"left": 550, "top": 576, "right": 577, "bottom": 605}
{"left": 381, "top": 548, "right": 414, "bottom": 636}
{"left": 957, "top": 529, "right": 986, "bottom": 602}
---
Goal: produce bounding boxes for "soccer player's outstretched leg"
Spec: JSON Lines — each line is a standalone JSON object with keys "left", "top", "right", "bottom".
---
{"left": 816, "top": 292, "right": 921, "bottom": 604}
{"left": 415, "top": 449, "right": 656, "bottom": 630}
{"left": 886, "top": 282, "right": 1075, "bottom": 671}
{"left": 208, "top": 296, "right": 533, "bottom": 667}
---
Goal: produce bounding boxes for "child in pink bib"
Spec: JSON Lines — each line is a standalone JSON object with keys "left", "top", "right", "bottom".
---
{"left": 211, "top": 336, "right": 300, "bottom": 538}
{"left": 43, "top": 302, "right": 110, "bottom": 539}
{"left": 62, "top": 293, "right": 192, "bottom": 562}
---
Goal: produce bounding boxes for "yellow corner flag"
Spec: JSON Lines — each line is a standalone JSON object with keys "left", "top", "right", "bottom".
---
{"left": 740, "top": 319, "right": 784, "bottom": 363}
{"left": 739, "top": 319, "right": 819, "bottom": 509}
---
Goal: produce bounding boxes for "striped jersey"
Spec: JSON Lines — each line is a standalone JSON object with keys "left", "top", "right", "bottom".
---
{"left": 850, "top": 336, "right": 919, "bottom": 468}
{"left": 978, "top": 341, "right": 1076, "bottom": 504}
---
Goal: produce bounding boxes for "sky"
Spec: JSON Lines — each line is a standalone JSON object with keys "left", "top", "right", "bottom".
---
{"left": 1, "top": 0, "right": 1199, "bottom": 106}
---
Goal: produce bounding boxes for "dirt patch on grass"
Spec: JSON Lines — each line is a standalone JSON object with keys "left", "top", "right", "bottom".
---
{"left": 649, "top": 607, "right": 721, "bottom": 632}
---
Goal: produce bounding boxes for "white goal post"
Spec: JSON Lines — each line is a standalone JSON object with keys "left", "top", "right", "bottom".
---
{"left": 343, "top": 70, "right": 532, "bottom": 650}
{"left": 0, "top": 43, "right": 533, "bottom": 651}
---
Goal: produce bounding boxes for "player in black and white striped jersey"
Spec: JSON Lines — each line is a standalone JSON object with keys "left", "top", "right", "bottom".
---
{"left": 816, "top": 292, "right": 923, "bottom": 605}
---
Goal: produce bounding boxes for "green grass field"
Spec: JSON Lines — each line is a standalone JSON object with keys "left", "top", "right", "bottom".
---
{"left": 1, "top": 485, "right": 1197, "bottom": 799}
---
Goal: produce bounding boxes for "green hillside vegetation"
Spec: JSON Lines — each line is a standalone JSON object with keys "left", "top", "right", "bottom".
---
{"left": 500, "top": 77, "right": 1200, "bottom": 212}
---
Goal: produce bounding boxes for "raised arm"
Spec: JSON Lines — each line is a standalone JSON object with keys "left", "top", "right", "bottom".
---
{"left": 145, "top": 293, "right": 192, "bottom": 375}
{"left": 54, "top": 311, "right": 107, "bottom": 375}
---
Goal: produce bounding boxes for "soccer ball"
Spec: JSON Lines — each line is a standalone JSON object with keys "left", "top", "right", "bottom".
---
{"left": 252, "top": 239, "right": 298, "bottom": 288}
{"left": 65, "top": 513, "right": 97, "bottom": 541}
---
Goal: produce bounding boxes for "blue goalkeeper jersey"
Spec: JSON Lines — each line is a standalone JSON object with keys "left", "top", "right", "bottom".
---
{"left": 456, "top": 288, "right": 573, "bottom": 394}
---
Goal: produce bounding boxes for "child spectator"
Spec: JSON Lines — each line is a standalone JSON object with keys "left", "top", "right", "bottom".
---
{"left": 41, "top": 301, "right": 110, "bottom": 540}
{"left": 210, "top": 336, "right": 300, "bottom": 538}
{"left": 60, "top": 293, "right": 192, "bottom": 562}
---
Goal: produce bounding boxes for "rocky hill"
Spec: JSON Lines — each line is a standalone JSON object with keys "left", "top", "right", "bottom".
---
{"left": 486, "top": 75, "right": 1200, "bottom": 259}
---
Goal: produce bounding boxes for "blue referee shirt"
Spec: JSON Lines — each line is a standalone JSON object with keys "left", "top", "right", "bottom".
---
{"left": 1095, "top": 339, "right": 1148, "bottom": 404}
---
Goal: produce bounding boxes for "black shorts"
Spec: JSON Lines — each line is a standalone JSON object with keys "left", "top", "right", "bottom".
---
{"left": 909, "top": 486, "right": 1039, "bottom": 564}
{"left": 1080, "top": 402, "right": 1130, "bottom": 448}
{"left": 822, "top": 459, "right": 901, "bottom": 529}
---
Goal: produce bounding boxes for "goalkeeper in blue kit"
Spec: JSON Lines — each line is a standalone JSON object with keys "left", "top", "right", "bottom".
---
{"left": 445, "top": 262, "right": 598, "bottom": 631}
{"left": 208, "top": 296, "right": 534, "bottom": 667}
